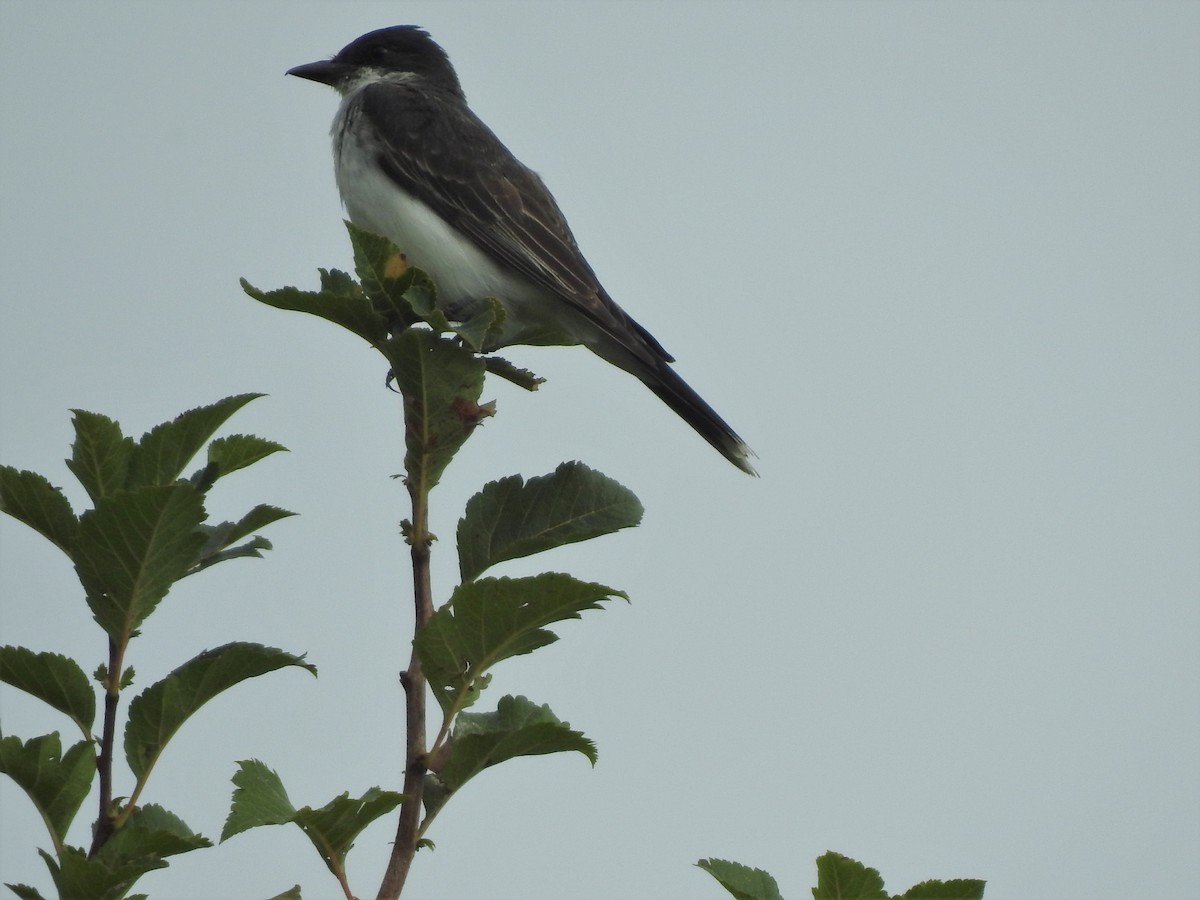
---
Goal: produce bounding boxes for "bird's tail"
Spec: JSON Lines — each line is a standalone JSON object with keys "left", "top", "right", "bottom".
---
{"left": 639, "top": 360, "right": 758, "bottom": 476}
{"left": 580, "top": 304, "right": 756, "bottom": 475}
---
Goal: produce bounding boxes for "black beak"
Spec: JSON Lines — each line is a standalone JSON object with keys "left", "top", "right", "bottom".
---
{"left": 286, "top": 60, "right": 349, "bottom": 86}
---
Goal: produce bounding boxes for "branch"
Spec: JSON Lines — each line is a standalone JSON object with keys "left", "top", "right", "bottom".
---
{"left": 377, "top": 476, "right": 435, "bottom": 899}
{"left": 88, "top": 638, "right": 123, "bottom": 855}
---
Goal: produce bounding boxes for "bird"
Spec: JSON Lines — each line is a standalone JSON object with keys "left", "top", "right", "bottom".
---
{"left": 288, "top": 26, "right": 756, "bottom": 474}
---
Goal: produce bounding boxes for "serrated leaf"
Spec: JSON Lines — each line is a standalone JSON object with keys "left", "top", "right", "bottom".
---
{"left": 697, "top": 858, "right": 784, "bottom": 900}
{"left": 0, "top": 467, "right": 78, "bottom": 556}
{"left": 0, "top": 734, "right": 95, "bottom": 850}
{"left": 813, "top": 851, "right": 888, "bottom": 900}
{"left": 96, "top": 804, "right": 210, "bottom": 867}
{"left": 39, "top": 845, "right": 162, "bottom": 900}
{"left": 401, "top": 273, "right": 450, "bottom": 332}
{"left": 241, "top": 278, "right": 392, "bottom": 346}
{"left": 438, "top": 695, "right": 595, "bottom": 793}
{"left": 319, "top": 267, "right": 356, "bottom": 294}
{"left": 225, "top": 504, "right": 296, "bottom": 544}
{"left": 96, "top": 804, "right": 210, "bottom": 871}
{"left": 897, "top": 879, "right": 986, "bottom": 900}
{"left": 292, "top": 788, "right": 405, "bottom": 878}
{"left": 205, "top": 434, "right": 288, "bottom": 478}
{"left": 222, "top": 759, "right": 300, "bottom": 841}
{"left": 387, "top": 328, "right": 488, "bottom": 492}
{"left": 189, "top": 504, "right": 295, "bottom": 575}
{"left": 126, "top": 395, "right": 264, "bottom": 489}
{"left": 458, "top": 462, "right": 642, "bottom": 581}
{"left": 268, "top": 887, "right": 303, "bottom": 900}
{"left": 417, "top": 574, "right": 624, "bottom": 715}
{"left": 5, "top": 883, "right": 48, "bottom": 900}
{"left": 66, "top": 410, "right": 134, "bottom": 503}
{"left": 0, "top": 647, "right": 95, "bottom": 735}
{"left": 345, "top": 221, "right": 426, "bottom": 325}
{"left": 447, "top": 298, "right": 503, "bottom": 351}
{"left": 222, "top": 758, "right": 401, "bottom": 879}
{"left": 125, "top": 643, "right": 315, "bottom": 781}
{"left": 75, "top": 484, "right": 208, "bottom": 642}
{"left": 191, "top": 534, "right": 273, "bottom": 572}
{"left": 483, "top": 355, "right": 544, "bottom": 391}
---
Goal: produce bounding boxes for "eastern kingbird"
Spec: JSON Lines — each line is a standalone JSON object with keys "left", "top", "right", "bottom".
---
{"left": 288, "top": 26, "right": 756, "bottom": 474}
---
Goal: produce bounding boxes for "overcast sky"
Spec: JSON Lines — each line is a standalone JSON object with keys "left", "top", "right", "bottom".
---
{"left": 1, "top": 3, "right": 1197, "bottom": 899}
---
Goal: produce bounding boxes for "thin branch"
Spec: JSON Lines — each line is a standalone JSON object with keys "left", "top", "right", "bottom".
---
{"left": 89, "top": 638, "right": 123, "bottom": 856}
{"left": 377, "top": 474, "right": 435, "bottom": 900}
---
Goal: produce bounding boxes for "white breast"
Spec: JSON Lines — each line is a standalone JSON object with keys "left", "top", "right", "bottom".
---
{"left": 331, "top": 102, "right": 528, "bottom": 308}
{"left": 327, "top": 88, "right": 599, "bottom": 351}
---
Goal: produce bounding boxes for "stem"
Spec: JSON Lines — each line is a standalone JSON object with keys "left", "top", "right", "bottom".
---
{"left": 334, "top": 865, "right": 357, "bottom": 900}
{"left": 377, "top": 476, "right": 434, "bottom": 900}
{"left": 89, "top": 638, "right": 123, "bottom": 855}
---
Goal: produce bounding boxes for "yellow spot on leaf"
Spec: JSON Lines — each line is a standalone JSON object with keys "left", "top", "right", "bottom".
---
{"left": 384, "top": 252, "right": 409, "bottom": 279}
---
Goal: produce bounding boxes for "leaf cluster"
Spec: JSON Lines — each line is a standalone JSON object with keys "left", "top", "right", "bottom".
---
{"left": 226, "top": 226, "right": 643, "bottom": 897}
{"left": 3, "top": 223, "right": 987, "bottom": 898}
{"left": 241, "top": 224, "right": 543, "bottom": 494}
{"left": 222, "top": 759, "right": 403, "bottom": 896}
{"left": 698, "top": 851, "right": 985, "bottom": 900}
{"left": 0, "top": 397, "right": 306, "bottom": 899}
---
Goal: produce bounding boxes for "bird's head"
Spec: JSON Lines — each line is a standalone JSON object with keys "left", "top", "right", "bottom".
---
{"left": 288, "top": 25, "right": 464, "bottom": 99}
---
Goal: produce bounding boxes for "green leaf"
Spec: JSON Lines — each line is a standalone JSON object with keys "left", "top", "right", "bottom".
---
{"left": 97, "top": 804, "right": 211, "bottom": 866}
{"left": 318, "top": 267, "right": 357, "bottom": 295}
{"left": 66, "top": 410, "right": 134, "bottom": 503}
{"left": 697, "top": 858, "right": 784, "bottom": 900}
{"left": 392, "top": 269, "right": 448, "bottom": 330}
{"left": 205, "top": 434, "right": 288, "bottom": 479}
{"left": 451, "top": 297, "right": 505, "bottom": 351}
{"left": 192, "top": 534, "right": 273, "bottom": 571}
{"left": 292, "top": 788, "right": 405, "bottom": 878}
{"left": 125, "top": 643, "right": 316, "bottom": 781}
{"left": 268, "top": 888, "right": 303, "bottom": 900}
{"left": 416, "top": 573, "right": 625, "bottom": 715}
{"left": 897, "top": 879, "right": 986, "bottom": 900}
{"left": 5, "top": 883, "right": 49, "bottom": 900}
{"left": 125, "top": 395, "right": 264, "bottom": 490}
{"left": 241, "top": 277, "right": 392, "bottom": 346}
{"left": 222, "top": 759, "right": 402, "bottom": 880}
{"left": 190, "top": 504, "right": 296, "bottom": 574}
{"left": 386, "top": 328, "right": 488, "bottom": 492}
{"left": 222, "top": 759, "right": 299, "bottom": 841}
{"left": 0, "top": 734, "right": 95, "bottom": 850}
{"left": 420, "top": 772, "right": 452, "bottom": 823}
{"left": 457, "top": 462, "right": 643, "bottom": 581}
{"left": 346, "top": 220, "right": 427, "bottom": 324}
{"left": 227, "top": 503, "right": 296, "bottom": 540}
{"left": 39, "top": 845, "right": 162, "bottom": 900}
{"left": 0, "top": 647, "right": 95, "bottom": 735}
{"left": 483, "top": 355, "right": 544, "bottom": 392}
{"left": 437, "top": 695, "right": 596, "bottom": 793}
{"left": 75, "top": 484, "right": 208, "bottom": 642}
{"left": 813, "top": 851, "right": 888, "bottom": 900}
{"left": 0, "top": 467, "right": 78, "bottom": 556}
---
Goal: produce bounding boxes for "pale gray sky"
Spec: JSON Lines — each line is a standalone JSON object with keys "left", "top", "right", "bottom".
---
{"left": 2, "top": 3, "right": 1197, "bottom": 899}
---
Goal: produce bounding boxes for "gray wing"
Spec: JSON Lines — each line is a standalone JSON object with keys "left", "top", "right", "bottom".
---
{"left": 352, "top": 80, "right": 673, "bottom": 363}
